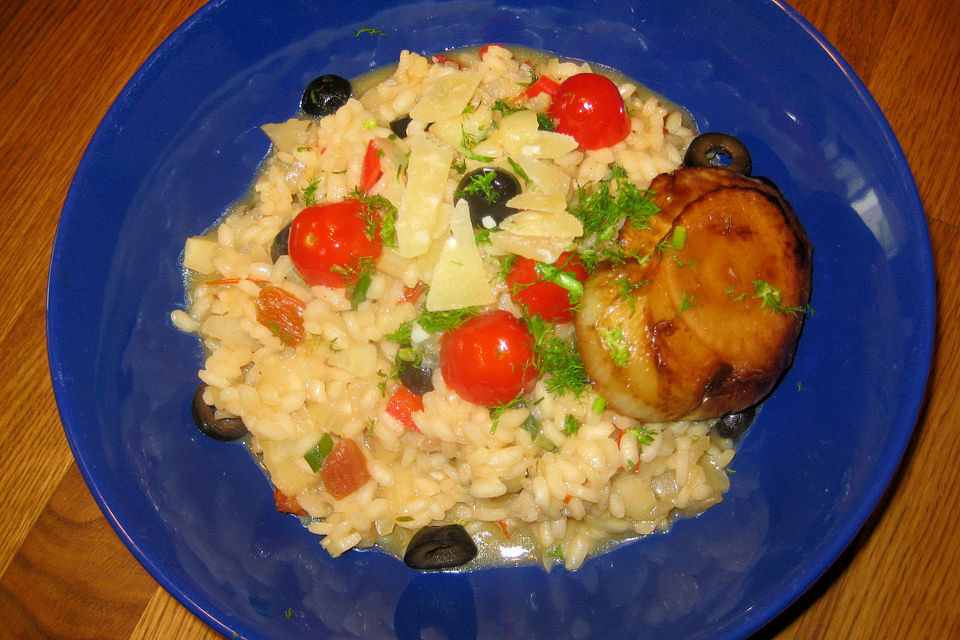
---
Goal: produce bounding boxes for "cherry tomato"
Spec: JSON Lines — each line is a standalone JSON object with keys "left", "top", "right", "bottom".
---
{"left": 288, "top": 200, "right": 382, "bottom": 287}
{"left": 439, "top": 310, "right": 537, "bottom": 406}
{"left": 547, "top": 73, "right": 631, "bottom": 150}
{"left": 506, "top": 252, "right": 587, "bottom": 323}
{"left": 359, "top": 140, "right": 382, "bottom": 193}
{"left": 320, "top": 439, "right": 371, "bottom": 500}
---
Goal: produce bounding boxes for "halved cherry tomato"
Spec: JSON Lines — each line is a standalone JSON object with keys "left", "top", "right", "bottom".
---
{"left": 525, "top": 76, "right": 560, "bottom": 99}
{"left": 506, "top": 252, "right": 587, "bottom": 323}
{"left": 439, "top": 310, "right": 537, "bottom": 406}
{"left": 386, "top": 387, "right": 423, "bottom": 431}
{"left": 320, "top": 439, "right": 371, "bottom": 499}
{"left": 547, "top": 73, "right": 630, "bottom": 150}
{"left": 359, "top": 139, "right": 382, "bottom": 194}
{"left": 255, "top": 286, "right": 305, "bottom": 345}
{"left": 288, "top": 200, "right": 382, "bottom": 287}
{"left": 273, "top": 489, "right": 307, "bottom": 516}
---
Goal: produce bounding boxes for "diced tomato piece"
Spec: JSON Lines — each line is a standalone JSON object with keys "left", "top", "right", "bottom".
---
{"left": 431, "top": 54, "right": 463, "bottom": 69}
{"left": 320, "top": 439, "right": 371, "bottom": 500}
{"left": 479, "top": 44, "right": 496, "bottom": 59}
{"left": 273, "top": 489, "right": 307, "bottom": 516}
{"left": 386, "top": 387, "right": 424, "bottom": 431}
{"left": 255, "top": 286, "right": 305, "bottom": 345}
{"left": 398, "top": 281, "right": 427, "bottom": 304}
{"left": 525, "top": 76, "right": 560, "bottom": 98}
{"left": 360, "top": 139, "right": 382, "bottom": 194}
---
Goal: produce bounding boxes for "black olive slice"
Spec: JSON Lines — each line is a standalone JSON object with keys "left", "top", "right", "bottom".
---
{"left": 455, "top": 167, "right": 521, "bottom": 228}
{"left": 403, "top": 524, "right": 477, "bottom": 570}
{"left": 684, "top": 132, "right": 752, "bottom": 176}
{"left": 271, "top": 222, "right": 292, "bottom": 263}
{"left": 389, "top": 115, "right": 412, "bottom": 139}
{"left": 714, "top": 405, "right": 757, "bottom": 439}
{"left": 301, "top": 74, "right": 351, "bottom": 119}
{"left": 399, "top": 358, "right": 434, "bottom": 396}
{"left": 191, "top": 383, "right": 248, "bottom": 441}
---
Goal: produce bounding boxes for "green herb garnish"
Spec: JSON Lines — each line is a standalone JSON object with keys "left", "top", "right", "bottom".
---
{"left": 385, "top": 307, "right": 481, "bottom": 344}
{"left": 534, "top": 261, "right": 583, "bottom": 305}
{"left": 625, "top": 426, "right": 655, "bottom": 446}
{"left": 524, "top": 313, "right": 590, "bottom": 396}
{"left": 519, "top": 413, "right": 558, "bottom": 451}
{"left": 354, "top": 25, "right": 385, "bottom": 37}
{"left": 349, "top": 189, "right": 398, "bottom": 248}
{"left": 598, "top": 324, "right": 629, "bottom": 367}
{"left": 537, "top": 112, "right": 556, "bottom": 131}
{"left": 456, "top": 169, "right": 498, "bottom": 204}
{"left": 506, "top": 157, "right": 531, "bottom": 185}
{"left": 676, "top": 289, "right": 698, "bottom": 316}
{"left": 752, "top": 279, "right": 809, "bottom": 317}
{"left": 493, "top": 254, "right": 518, "bottom": 280}
{"left": 563, "top": 414, "right": 581, "bottom": 436}
{"left": 725, "top": 286, "right": 746, "bottom": 302}
{"left": 612, "top": 274, "right": 646, "bottom": 313}
{"left": 491, "top": 99, "right": 523, "bottom": 116}
{"left": 569, "top": 166, "right": 659, "bottom": 243}
{"left": 304, "top": 433, "right": 334, "bottom": 471}
{"left": 302, "top": 177, "right": 319, "bottom": 205}
{"left": 460, "top": 147, "right": 494, "bottom": 163}
{"left": 474, "top": 227, "right": 499, "bottom": 245}
{"left": 591, "top": 397, "right": 606, "bottom": 414}
{"left": 490, "top": 393, "right": 525, "bottom": 432}
{"left": 671, "top": 225, "right": 687, "bottom": 250}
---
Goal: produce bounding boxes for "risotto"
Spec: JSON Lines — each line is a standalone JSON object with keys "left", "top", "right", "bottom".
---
{"left": 172, "top": 46, "right": 740, "bottom": 570}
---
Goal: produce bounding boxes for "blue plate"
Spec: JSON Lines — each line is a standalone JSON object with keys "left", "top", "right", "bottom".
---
{"left": 48, "top": 0, "right": 934, "bottom": 638}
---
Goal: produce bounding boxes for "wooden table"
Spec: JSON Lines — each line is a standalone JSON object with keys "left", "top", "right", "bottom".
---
{"left": 1, "top": 0, "right": 957, "bottom": 637}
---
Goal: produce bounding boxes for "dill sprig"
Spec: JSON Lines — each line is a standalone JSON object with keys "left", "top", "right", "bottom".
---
{"left": 752, "top": 279, "right": 809, "bottom": 317}
{"left": 302, "top": 177, "right": 319, "bottom": 205}
{"left": 569, "top": 166, "right": 659, "bottom": 243}
{"left": 348, "top": 189, "right": 398, "bottom": 248}
{"left": 385, "top": 307, "right": 481, "bottom": 344}
{"left": 456, "top": 170, "right": 498, "bottom": 204}
{"left": 598, "top": 324, "right": 629, "bottom": 367}
{"left": 523, "top": 313, "right": 589, "bottom": 396}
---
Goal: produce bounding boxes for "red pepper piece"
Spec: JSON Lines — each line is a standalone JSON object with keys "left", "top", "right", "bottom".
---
{"left": 386, "top": 387, "right": 424, "bottom": 431}
{"left": 360, "top": 139, "right": 382, "bottom": 194}
{"left": 273, "top": 489, "right": 307, "bottom": 516}
{"left": 525, "top": 76, "right": 560, "bottom": 98}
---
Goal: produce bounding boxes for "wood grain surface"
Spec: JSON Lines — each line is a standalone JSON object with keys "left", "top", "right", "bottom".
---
{"left": 1, "top": 0, "right": 957, "bottom": 637}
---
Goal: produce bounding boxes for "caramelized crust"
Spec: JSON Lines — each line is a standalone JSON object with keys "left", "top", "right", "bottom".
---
{"left": 575, "top": 167, "right": 812, "bottom": 422}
